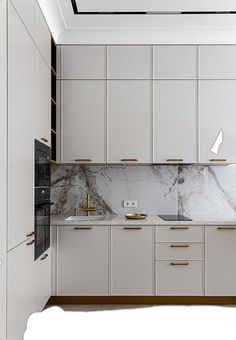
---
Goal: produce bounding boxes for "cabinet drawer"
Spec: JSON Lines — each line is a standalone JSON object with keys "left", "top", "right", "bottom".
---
{"left": 156, "top": 226, "right": 203, "bottom": 242}
{"left": 156, "top": 261, "right": 203, "bottom": 296}
{"left": 156, "top": 243, "right": 203, "bottom": 260}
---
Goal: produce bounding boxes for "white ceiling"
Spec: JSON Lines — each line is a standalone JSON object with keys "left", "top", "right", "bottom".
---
{"left": 38, "top": 0, "right": 236, "bottom": 44}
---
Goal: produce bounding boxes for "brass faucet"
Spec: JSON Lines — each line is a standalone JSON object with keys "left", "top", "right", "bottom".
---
{"left": 83, "top": 192, "right": 96, "bottom": 216}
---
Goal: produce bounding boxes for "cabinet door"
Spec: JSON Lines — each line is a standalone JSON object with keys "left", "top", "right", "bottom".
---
{"left": 199, "top": 46, "right": 236, "bottom": 79}
{"left": 57, "top": 226, "right": 109, "bottom": 295}
{"left": 35, "top": 48, "right": 51, "bottom": 146}
{"left": 154, "top": 45, "right": 197, "bottom": 79}
{"left": 8, "top": 3, "right": 34, "bottom": 250}
{"left": 33, "top": 249, "right": 51, "bottom": 312}
{"left": 62, "top": 80, "right": 106, "bottom": 163}
{"left": 154, "top": 80, "right": 197, "bottom": 163}
{"left": 7, "top": 238, "right": 34, "bottom": 340}
{"left": 111, "top": 226, "right": 153, "bottom": 295}
{"left": 34, "top": 2, "right": 51, "bottom": 66}
{"left": 205, "top": 226, "right": 236, "bottom": 296}
{"left": 61, "top": 46, "right": 106, "bottom": 79}
{"left": 199, "top": 81, "right": 236, "bottom": 163}
{"left": 107, "top": 81, "right": 152, "bottom": 163}
{"left": 10, "top": 0, "right": 34, "bottom": 37}
{"left": 107, "top": 45, "right": 152, "bottom": 79}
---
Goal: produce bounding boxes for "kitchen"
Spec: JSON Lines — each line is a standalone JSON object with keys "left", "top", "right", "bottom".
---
{"left": 2, "top": 1, "right": 236, "bottom": 340}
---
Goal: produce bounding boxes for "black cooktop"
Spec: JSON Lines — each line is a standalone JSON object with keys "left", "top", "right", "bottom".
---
{"left": 158, "top": 214, "right": 192, "bottom": 221}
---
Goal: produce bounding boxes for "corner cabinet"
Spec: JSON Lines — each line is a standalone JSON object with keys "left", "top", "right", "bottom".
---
{"left": 111, "top": 226, "right": 153, "bottom": 295}
{"left": 205, "top": 226, "right": 236, "bottom": 296}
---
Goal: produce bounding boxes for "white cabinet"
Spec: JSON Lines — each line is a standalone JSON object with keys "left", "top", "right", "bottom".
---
{"left": 199, "top": 81, "right": 236, "bottom": 163}
{"left": 199, "top": 46, "right": 236, "bottom": 79}
{"left": 154, "top": 45, "right": 197, "bottom": 79}
{"left": 34, "top": 1, "right": 51, "bottom": 67}
{"left": 111, "top": 226, "right": 153, "bottom": 295}
{"left": 62, "top": 80, "right": 106, "bottom": 163}
{"left": 205, "top": 226, "right": 236, "bottom": 296}
{"left": 8, "top": 3, "right": 34, "bottom": 250}
{"left": 7, "top": 238, "right": 34, "bottom": 340}
{"left": 156, "top": 261, "right": 203, "bottom": 296}
{"left": 57, "top": 226, "right": 109, "bottom": 295}
{"left": 107, "top": 45, "right": 152, "bottom": 79}
{"left": 33, "top": 249, "right": 51, "bottom": 312}
{"left": 107, "top": 81, "right": 152, "bottom": 163}
{"left": 35, "top": 48, "right": 51, "bottom": 146}
{"left": 154, "top": 80, "right": 197, "bottom": 163}
{"left": 61, "top": 46, "right": 106, "bottom": 79}
{"left": 10, "top": 0, "right": 34, "bottom": 37}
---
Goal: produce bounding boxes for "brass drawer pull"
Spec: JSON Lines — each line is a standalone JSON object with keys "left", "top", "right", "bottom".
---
{"left": 166, "top": 159, "right": 183, "bottom": 162}
{"left": 41, "top": 138, "right": 48, "bottom": 143}
{"left": 170, "top": 227, "right": 189, "bottom": 230}
{"left": 75, "top": 159, "right": 92, "bottom": 162}
{"left": 217, "top": 227, "right": 236, "bottom": 230}
{"left": 170, "top": 244, "right": 190, "bottom": 248}
{"left": 170, "top": 262, "right": 189, "bottom": 266}
{"left": 74, "top": 227, "right": 93, "bottom": 230}
{"left": 121, "top": 159, "right": 138, "bottom": 162}
{"left": 26, "top": 231, "right": 35, "bottom": 238}
{"left": 123, "top": 227, "right": 142, "bottom": 230}
{"left": 210, "top": 159, "right": 227, "bottom": 162}
{"left": 26, "top": 240, "right": 35, "bottom": 246}
{"left": 40, "top": 254, "right": 48, "bottom": 261}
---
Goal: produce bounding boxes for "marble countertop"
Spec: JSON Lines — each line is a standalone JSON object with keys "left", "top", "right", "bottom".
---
{"left": 51, "top": 215, "right": 236, "bottom": 226}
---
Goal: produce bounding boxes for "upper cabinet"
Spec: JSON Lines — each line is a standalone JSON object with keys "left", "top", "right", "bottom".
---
{"left": 62, "top": 80, "right": 106, "bottom": 163}
{"left": 34, "top": 1, "right": 51, "bottom": 67}
{"left": 154, "top": 45, "right": 197, "bottom": 79}
{"left": 10, "top": 0, "right": 34, "bottom": 37}
{"left": 199, "top": 46, "right": 236, "bottom": 79}
{"left": 107, "top": 45, "right": 152, "bottom": 79}
{"left": 107, "top": 80, "right": 152, "bottom": 163}
{"left": 199, "top": 80, "right": 236, "bottom": 164}
{"left": 154, "top": 80, "right": 197, "bottom": 163}
{"left": 34, "top": 48, "right": 51, "bottom": 146}
{"left": 61, "top": 46, "right": 106, "bottom": 79}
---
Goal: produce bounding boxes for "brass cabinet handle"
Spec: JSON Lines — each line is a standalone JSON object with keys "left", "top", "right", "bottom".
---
{"left": 170, "top": 262, "right": 189, "bottom": 266}
{"left": 121, "top": 159, "right": 138, "bottom": 162}
{"left": 40, "top": 254, "right": 48, "bottom": 261}
{"left": 74, "top": 227, "right": 93, "bottom": 230}
{"left": 166, "top": 159, "right": 183, "bottom": 162}
{"left": 123, "top": 227, "right": 142, "bottom": 230}
{"left": 26, "top": 239, "right": 35, "bottom": 246}
{"left": 170, "top": 244, "right": 190, "bottom": 248}
{"left": 210, "top": 159, "right": 227, "bottom": 162}
{"left": 75, "top": 159, "right": 92, "bottom": 162}
{"left": 26, "top": 231, "right": 35, "bottom": 238}
{"left": 41, "top": 138, "right": 48, "bottom": 143}
{"left": 217, "top": 227, "right": 236, "bottom": 230}
{"left": 170, "top": 227, "right": 189, "bottom": 230}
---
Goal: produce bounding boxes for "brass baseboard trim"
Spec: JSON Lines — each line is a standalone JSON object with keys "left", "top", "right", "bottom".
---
{"left": 47, "top": 296, "right": 236, "bottom": 306}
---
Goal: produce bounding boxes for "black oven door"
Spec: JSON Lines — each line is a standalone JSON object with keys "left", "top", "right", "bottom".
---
{"left": 35, "top": 202, "right": 51, "bottom": 260}
{"left": 35, "top": 139, "right": 51, "bottom": 188}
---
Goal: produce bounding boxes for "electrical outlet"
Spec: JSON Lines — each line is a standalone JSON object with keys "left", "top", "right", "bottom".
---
{"left": 123, "top": 200, "right": 138, "bottom": 208}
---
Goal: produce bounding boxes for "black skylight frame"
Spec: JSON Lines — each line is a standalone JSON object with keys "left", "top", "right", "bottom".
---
{"left": 71, "top": 0, "right": 236, "bottom": 15}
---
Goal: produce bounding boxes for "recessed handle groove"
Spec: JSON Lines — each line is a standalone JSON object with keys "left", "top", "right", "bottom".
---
{"left": 40, "top": 254, "right": 48, "bottom": 261}
{"left": 26, "top": 231, "right": 35, "bottom": 238}
{"left": 121, "top": 159, "right": 138, "bottom": 162}
{"left": 170, "top": 244, "right": 190, "bottom": 248}
{"left": 217, "top": 227, "right": 236, "bottom": 230}
{"left": 166, "top": 159, "right": 183, "bottom": 162}
{"left": 210, "top": 159, "right": 227, "bottom": 162}
{"left": 170, "top": 227, "right": 189, "bottom": 230}
{"left": 75, "top": 159, "right": 92, "bottom": 162}
{"left": 123, "top": 227, "right": 142, "bottom": 230}
{"left": 170, "top": 262, "right": 189, "bottom": 266}
{"left": 74, "top": 227, "right": 93, "bottom": 230}
{"left": 26, "top": 240, "right": 35, "bottom": 246}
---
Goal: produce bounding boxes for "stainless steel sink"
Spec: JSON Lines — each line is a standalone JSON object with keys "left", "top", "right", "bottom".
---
{"left": 65, "top": 215, "right": 106, "bottom": 222}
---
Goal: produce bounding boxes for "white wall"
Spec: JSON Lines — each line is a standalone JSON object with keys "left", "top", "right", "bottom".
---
{"left": 0, "top": 0, "right": 7, "bottom": 339}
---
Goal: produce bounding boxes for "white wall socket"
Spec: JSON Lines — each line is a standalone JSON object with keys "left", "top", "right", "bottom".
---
{"left": 123, "top": 200, "right": 138, "bottom": 208}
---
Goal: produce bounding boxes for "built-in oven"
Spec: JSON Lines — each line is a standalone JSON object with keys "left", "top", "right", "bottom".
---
{"left": 35, "top": 140, "right": 52, "bottom": 260}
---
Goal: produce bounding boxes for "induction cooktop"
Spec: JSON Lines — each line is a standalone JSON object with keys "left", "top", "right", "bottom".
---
{"left": 158, "top": 214, "right": 192, "bottom": 221}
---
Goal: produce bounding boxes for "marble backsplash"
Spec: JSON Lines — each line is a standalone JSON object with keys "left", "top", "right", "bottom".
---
{"left": 51, "top": 164, "right": 236, "bottom": 220}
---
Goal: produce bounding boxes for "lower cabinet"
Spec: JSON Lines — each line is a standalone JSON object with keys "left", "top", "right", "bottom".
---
{"left": 205, "top": 226, "right": 236, "bottom": 296}
{"left": 111, "top": 226, "right": 153, "bottom": 295}
{"left": 57, "top": 226, "right": 109, "bottom": 295}
{"left": 33, "top": 249, "right": 51, "bottom": 312}
{"left": 7, "top": 237, "right": 34, "bottom": 340}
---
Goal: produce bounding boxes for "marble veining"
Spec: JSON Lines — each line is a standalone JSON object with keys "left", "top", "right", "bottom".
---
{"left": 51, "top": 164, "right": 236, "bottom": 221}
